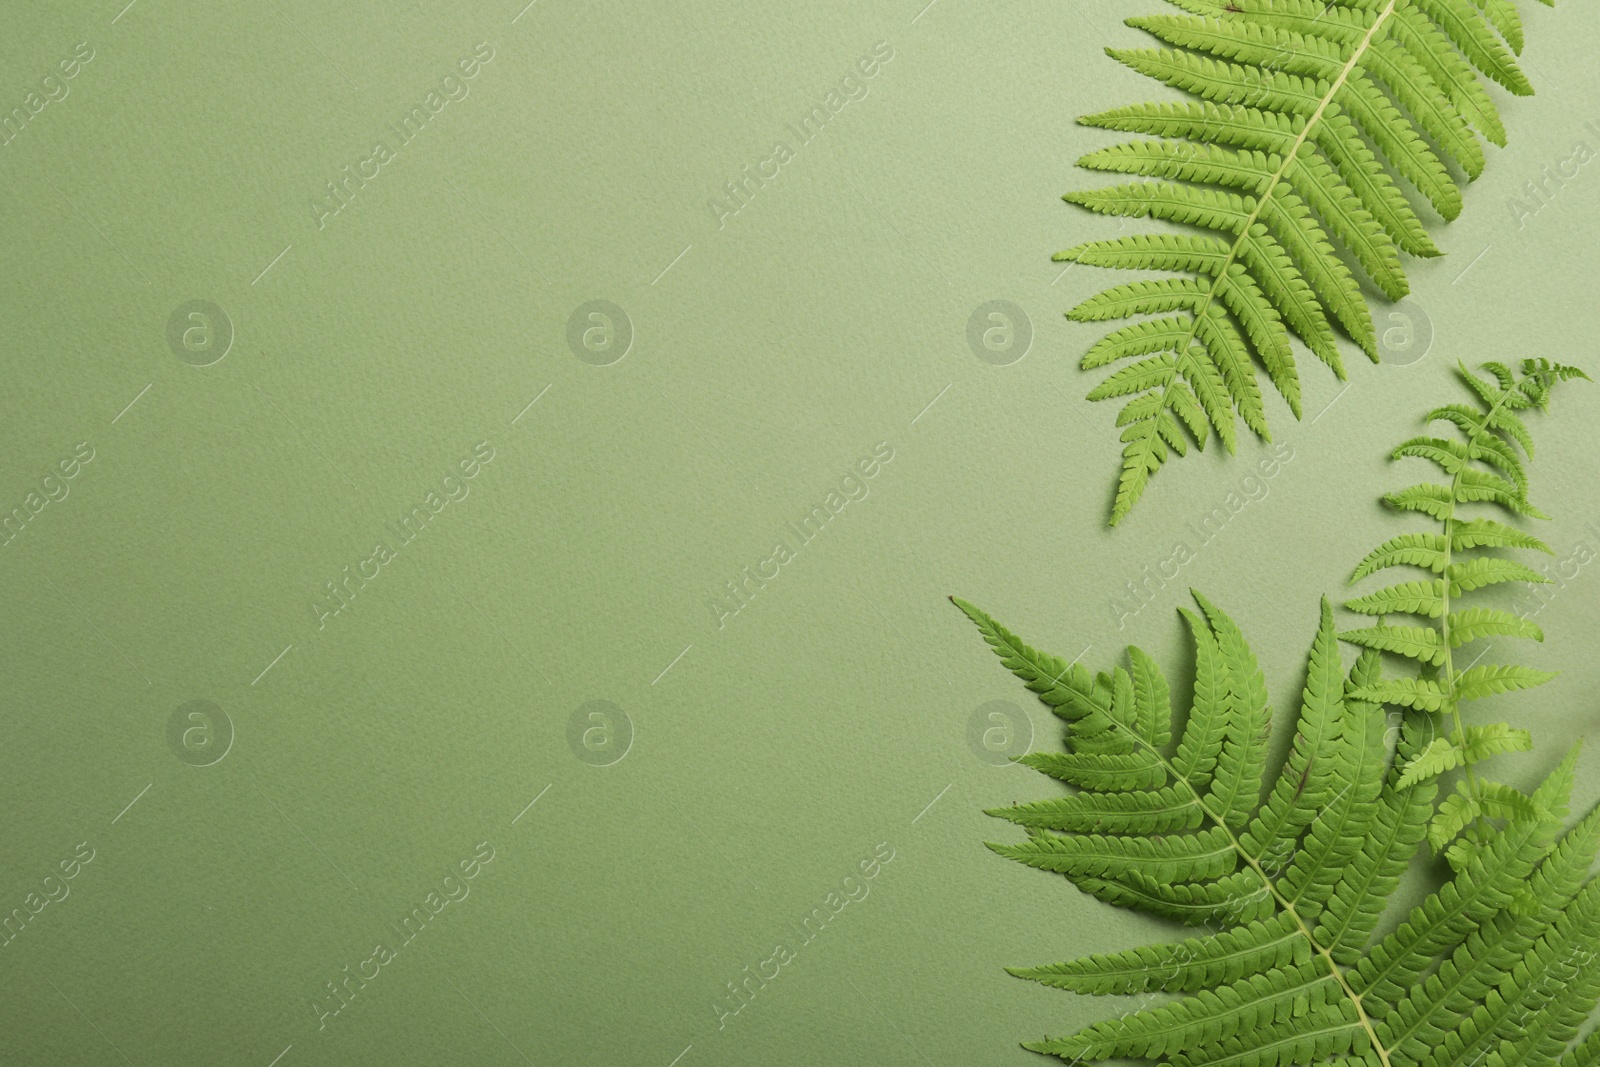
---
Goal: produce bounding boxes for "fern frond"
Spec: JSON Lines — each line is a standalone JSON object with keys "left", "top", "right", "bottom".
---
{"left": 1025, "top": 959, "right": 1342, "bottom": 1060}
{"left": 1343, "top": 361, "right": 1580, "bottom": 856}
{"left": 957, "top": 591, "right": 1599, "bottom": 1067}
{"left": 1195, "top": 590, "right": 1274, "bottom": 829}
{"left": 1062, "top": 0, "right": 1550, "bottom": 523}
{"left": 948, "top": 596, "right": 1099, "bottom": 715}
{"left": 958, "top": 365, "right": 1591, "bottom": 1065}
{"left": 1273, "top": 682, "right": 1388, "bottom": 915}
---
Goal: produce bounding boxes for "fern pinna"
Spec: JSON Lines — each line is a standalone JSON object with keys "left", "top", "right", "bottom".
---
{"left": 1061, "top": 0, "right": 1549, "bottom": 524}
{"left": 1342, "top": 359, "right": 1588, "bottom": 869}
{"left": 952, "top": 364, "right": 1593, "bottom": 1066}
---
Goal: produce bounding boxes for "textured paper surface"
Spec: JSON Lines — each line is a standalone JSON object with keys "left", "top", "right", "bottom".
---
{"left": 3, "top": 1, "right": 1599, "bottom": 1064}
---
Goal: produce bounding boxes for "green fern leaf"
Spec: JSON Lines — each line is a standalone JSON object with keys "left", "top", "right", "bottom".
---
{"left": 1562, "top": 1027, "right": 1600, "bottom": 1067}
{"left": 1453, "top": 662, "right": 1557, "bottom": 700}
{"left": 958, "top": 590, "right": 1597, "bottom": 1067}
{"left": 1017, "top": 750, "right": 1166, "bottom": 792}
{"left": 1338, "top": 623, "right": 1445, "bottom": 665}
{"left": 1447, "top": 556, "right": 1549, "bottom": 592}
{"left": 1008, "top": 913, "right": 1306, "bottom": 995}
{"left": 1078, "top": 868, "right": 1277, "bottom": 926}
{"left": 1345, "top": 579, "right": 1447, "bottom": 617}
{"left": 1082, "top": 317, "right": 1194, "bottom": 371}
{"left": 1455, "top": 466, "right": 1547, "bottom": 517}
{"left": 1174, "top": 606, "right": 1235, "bottom": 789}
{"left": 1461, "top": 722, "right": 1534, "bottom": 763}
{"left": 987, "top": 825, "right": 1237, "bottom": 882}
{"left": 1397, "top": 736, "right": 1466, "bottom": 787}
{"left": 1477, "top": 778, "right": 1551, "bottom": 822}
{"left": 1427, "top": 784, "right": 1483, "bottom": 853}
{"left": 1061, "top": 0, "right": 1550, "bottom": 522}
{"left": 1273, "top": 684, "right": 1388, "bottom": 916}
{"left": 948, "top": 596, "right": 1099, "bottom": 715}
{"left": 1195, "top": 590, "right": 1274, "bottom": 829}
{"left": 1448, "top": 517, "right": 1553, "bottom": 554}
{"left": 1318, "top": 708, "right": 1439, "bottom": 961}
{"left": 959, "top": 364, "right": 1592, "bottom": 1065}
{"left": 1240, "top": 598, "right": 1348, "bottom": 862}
{"left": 1350, "top": 676, "right": 1447, "bottom": 711}
{"left": 1385, "top": 801, "right": 1600, "bottom": 1062}
{"left": 1353, "top": 746, "right": 1577, "bottom": 1010}
{"left": 1128, "top": 645, "right": 1174, "bottom": 749}
{"left": 1394, "top": 435, "right": 1472, "bottom": 475}
{"left": 987, "top": 787, "right": 1202, "bottom": 833}
{"left": 1385, "top": 483, "right": 1457, "bottom": 520}
{"left": 1446, "top": 606, "right": 1544, "bottom": 645}
{"left": 1351, "top": 532, "right": 1450, "bottom": 579}
{"left": 1343, "top": 361, "right": 1579, "bottom": 856}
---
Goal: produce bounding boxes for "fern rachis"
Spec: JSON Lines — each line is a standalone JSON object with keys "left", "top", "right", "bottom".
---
{"left": 1062, "top": 0, "right": 1548, "bottom": 523}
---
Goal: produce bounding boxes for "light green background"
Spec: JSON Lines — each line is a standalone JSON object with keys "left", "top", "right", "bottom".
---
{"left": 3, "top": 1, "right": 1600, "bottom": 1064}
